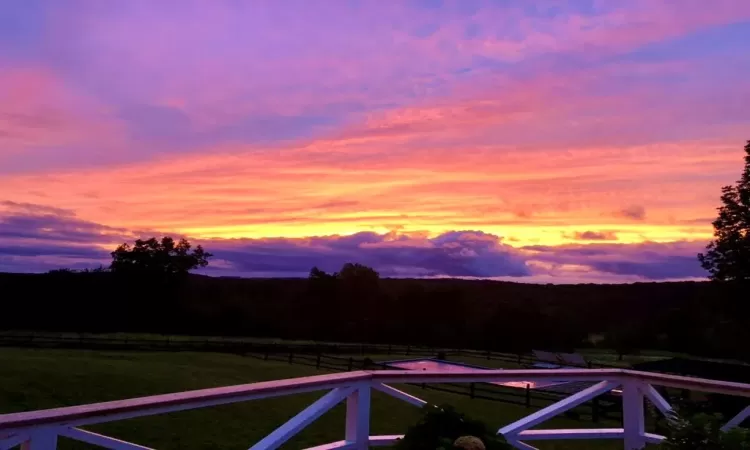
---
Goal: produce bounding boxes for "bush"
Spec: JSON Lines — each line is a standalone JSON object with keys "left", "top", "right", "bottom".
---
{"left": 395, "top": 404, "right": 512, "bottom": 450}
{"left": 658, "top": 412, "right": 750, "bottom": 449}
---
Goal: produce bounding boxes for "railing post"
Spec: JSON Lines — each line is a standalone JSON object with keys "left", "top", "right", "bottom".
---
{"left": 22, "top": 429, "right": 58, "bottom": 450}
{"left": 525, "top": 384, "right": 531, "bottom": 408}
{"left": 622, "top": 381, "right": 646, "bottom": 450}
{"left": 345, "top": 384, "right": 371, "bottom": 450}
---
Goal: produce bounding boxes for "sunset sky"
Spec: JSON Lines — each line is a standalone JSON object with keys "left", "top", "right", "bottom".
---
{"left": 1, "top": 0, "right": 749, "bottom": 283}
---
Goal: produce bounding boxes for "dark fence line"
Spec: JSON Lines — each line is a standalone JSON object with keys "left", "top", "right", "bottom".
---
{"left": 456, "top": 348, "right": 620, "bottom": 370}
{"left": 0, "top": 331, "right": 633, "bottom": 425}
{"left": 0, "top": 332, "right": 441, "bottom": 357}
{"left": 0, "top": 332, "right": 625, "bottom": 370}
{"left": 248, "top": 351, "right": 624, "bottom": 424}
{"left": 0, "top": 332, "right": 686, "bottom": 433}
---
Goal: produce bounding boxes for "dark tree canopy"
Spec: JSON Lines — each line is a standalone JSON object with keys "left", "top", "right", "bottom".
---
{"left": 699, "top": 141, "right": 750, "bottom": 281}
{"left": 337, "top": 262, "right": 380, "bottom": 282}
{"left": 110, "top": 237, "right": 212, "bottom": 274}
{"left": 308, "top": 263, "right": 380, "bottom": 282}
{"left": 309, "top": 266, "right": 335, "bottom": 281}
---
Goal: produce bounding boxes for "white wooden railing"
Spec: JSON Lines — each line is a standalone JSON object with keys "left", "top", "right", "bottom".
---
{"left": 3, "top": 368, "right": 750, "bottom": 450}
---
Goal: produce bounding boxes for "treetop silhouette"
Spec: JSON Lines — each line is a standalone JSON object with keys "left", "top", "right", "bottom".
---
{"left": 699, "top": 140, "right": 750, "bottom": 281}
{"left": 110, "top": 237, "right": 212, "bottom": 274}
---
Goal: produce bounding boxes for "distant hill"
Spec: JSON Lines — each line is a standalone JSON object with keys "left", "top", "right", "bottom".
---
{"left": 0, "top": 272, "right": 746, "bottom": 359}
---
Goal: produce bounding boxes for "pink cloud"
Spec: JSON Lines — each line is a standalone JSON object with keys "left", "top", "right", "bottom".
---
{"left": 0, "top": 67, "right": 122, "bottom": 154}
{"left": 32, "top": 0, "right": 749, "bottom": 138}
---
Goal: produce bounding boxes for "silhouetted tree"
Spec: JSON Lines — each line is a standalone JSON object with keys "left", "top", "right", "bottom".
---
{"left": 336, "top": 263, "right": 381, "bottom": 310}
{"left": 309, "top": 266, "right": 336, "bottom": 281}
{"left": 47, "top": 265, "right": 108, "bottom": 274}
{"left": 337, "top": 262, "right": 380, "bottom": 286}
{"left": 83, "top": 265, "right": 109, "bottom": 273}
{"left": 47, "top": 268, "right": 76, "bottom": 274}
{"left": 699, "top": 141, "right": 750, "bottom": 281}
{"left": 110, "top": 237, "right": 212, "bottom": 274}
{"left": 329, "top": 263, "right": 381, "bottom": 340}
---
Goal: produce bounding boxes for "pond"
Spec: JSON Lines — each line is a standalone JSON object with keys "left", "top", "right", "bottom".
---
{"left": 384, "top": 358, "right": 572, "bottom": 390}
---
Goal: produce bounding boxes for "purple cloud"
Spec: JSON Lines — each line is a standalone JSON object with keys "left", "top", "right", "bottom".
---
{"left": 0, "top": 201, "right": 133, "bottom": 244}
{"left": 0, "top": 203, "right": 709, "bottom": 282}
{"left": 0, "top": 203, "right": 139, "bottom": 272}
{"left": 589, "top": 257, "right": 705, "bottom": 280}
{"left": 524, "top": 241, "right": 707, "bottom": 280}
{"left": 201, "top": 230, "right": 531, "bottom": 278}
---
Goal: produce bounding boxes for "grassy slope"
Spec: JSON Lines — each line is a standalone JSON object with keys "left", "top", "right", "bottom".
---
{"left": 0, "top": 348, "right": 624, "bottom": 449}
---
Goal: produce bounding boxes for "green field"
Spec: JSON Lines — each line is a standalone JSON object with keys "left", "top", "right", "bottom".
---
{"left": 0, "top": 347, "right": 631, "bottom": 449}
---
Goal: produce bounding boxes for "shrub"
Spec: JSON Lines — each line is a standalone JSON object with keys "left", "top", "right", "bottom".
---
{"left": 395, "top": 404, "right": 512, "bottom": 450}
{"left": 658, "top": 411, "right": 750, "bottom": 449}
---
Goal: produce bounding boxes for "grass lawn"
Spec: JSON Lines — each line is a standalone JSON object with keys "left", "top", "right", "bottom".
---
{"left": 0, "top": 348, "right": 629, "bottom": 449}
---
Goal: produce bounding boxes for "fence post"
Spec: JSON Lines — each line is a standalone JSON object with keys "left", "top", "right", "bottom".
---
{"left": 387, "top": 344, "right": 392, "bottom": 355}
{"left": 470, "top": 383, "right": 476, "bottom": 399}
{"left": 264, "top": 350, "right": 269, "bottom": 361}
{"left": 345, "top": 384, "right": 371, "bottom": 450}
{"left": 592, "top": 397, "right": 599, "bottom": 423}
{"left": 406, "top": 345, "right": 410, "bottom": 355}
{"left": 622, "top": 381, "right": 646, "bottom": 450}
{"left": 288, "top": 352, "right": 293, "bottom": 364}
{"left": 316, "top": 354, "right": 321, "bottom": 369}
{"left": 517, "top": 353, "right": 522, "bottom": 364}
{"left": 486, "top": 350, "right": 491, "bottom": 360}
{"left": 525, "top": 384, "right": 531, "bottom": 408}
{"left": 348, "top": 357, "right": 354, "bottom": 371}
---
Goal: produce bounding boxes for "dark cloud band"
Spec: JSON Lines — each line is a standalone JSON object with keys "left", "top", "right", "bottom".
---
{"left": 0, "top": 205, "right": 708, "bottom": 282}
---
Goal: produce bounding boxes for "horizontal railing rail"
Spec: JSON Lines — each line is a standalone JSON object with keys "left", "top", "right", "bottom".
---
{"left": 3, "top": 368, "right": 750, "bottom": 449}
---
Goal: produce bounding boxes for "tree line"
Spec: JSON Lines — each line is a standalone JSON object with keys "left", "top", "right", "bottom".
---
{"left": 1, "top": 269, "right": 748, "bottom": 358}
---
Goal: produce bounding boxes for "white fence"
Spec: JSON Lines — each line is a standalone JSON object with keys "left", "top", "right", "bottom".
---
{"left": 2, "top": 368, "right": 750, "bottom": 450}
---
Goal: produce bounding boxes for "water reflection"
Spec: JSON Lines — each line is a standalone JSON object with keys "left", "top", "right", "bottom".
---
{"left": 387, "top": 359, "right": 570, "bottom": 390}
